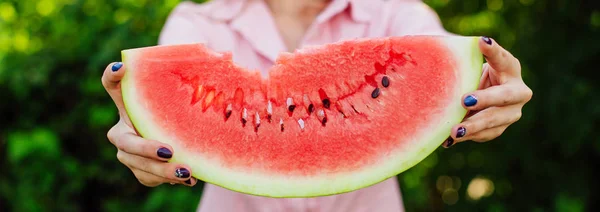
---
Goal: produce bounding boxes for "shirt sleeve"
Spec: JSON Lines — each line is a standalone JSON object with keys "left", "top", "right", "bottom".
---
{"left": 387, "top": 0, "right": 453, "bottom": 36}
{"left": 158, "top": 2, "right": 209, "bottom": 45}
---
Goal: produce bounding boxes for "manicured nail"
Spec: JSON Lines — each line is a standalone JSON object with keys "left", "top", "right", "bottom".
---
{"left": 464, "top": 95, "right": 478, "bottom": 107}
{"left": 111, "top": 62, "right": 123, "bottom": 72}
{"left": 184, "top": 179, "right": 192, "bottom": 185}
{"left": 175, "top": 168, "right": 190, "bottom": 178}
{"left": 443, "top": 137, "right": 454, "bottom": 148}
{"left": 157, "top": 147, "right": 172, "bottom": 159}
{"left": 482, "top": 36, "right": 493, "bottom": 45}
{"left": 456, "top": 127, "right": 466, "bottom": 138}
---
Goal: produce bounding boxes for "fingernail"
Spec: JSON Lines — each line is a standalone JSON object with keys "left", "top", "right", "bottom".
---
{"left": 184, "top": 179, "right": 192, "bottom": 185}
{"left": 443, "top": 137, "right": 454, "bottom": 148}
{"left": 175, "top": 168, "right": 190, "bottom": 178}
{"left": 482, "top": 36, "right": 493, "bottom": 45}
{"left": 112, "top": 62, "right": 123, "bottom": 72}
{"left": 456, "top": 127, "right": 466, "bottom": 138}
{"left": 464, "top": 95, "right": 478, "bottom": 107}
{"left": 157, "top": 147, "right": 172, "bottom": 159}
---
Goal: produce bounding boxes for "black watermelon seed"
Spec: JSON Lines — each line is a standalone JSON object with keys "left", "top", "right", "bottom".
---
{"left": 241, "top": 118, "right": 247, "bottom": 126}
{"left": 267, "top": 114, "right": 272, "bottom": 122}
{"left": 371, "top": 88, "right": 381, "bottom": 98}
{"left": 308, "top": 104, "right": 315, "bottom": 113}
{"left": 322, "top": 99, "right": 331, "bottom": 109}
{"left": 288, "top": 105, "right": 296, "bottom": 112}
{"left": 281, "top": 125, "right": 285, "bottom": 132}
{"left": 225, "top": 111, "right": 232, "bottom": 119}
{"left": 382, "top": 76, "right": 390, "bottom": 87}
{"left": 321, "top": 117, "right": 327, "bottom": 126}
{"left": 351, "top": 105, "right": 360, "bottom": 113}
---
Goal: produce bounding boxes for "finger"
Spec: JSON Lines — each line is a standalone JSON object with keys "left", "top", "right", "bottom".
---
{"left": 478, "top": 63, "right": 492, "bottom": 90}
{"left": 117, "top": 150, "right": 192, "bottom": 181}
{"left": 442, "top": 124, "right": 509, "bottom": 148}
{"left": 170, "top": 178, "right": 199, "bottom": 187}
{"left": 183, "top": 178, "right": 199, "bottom": 187}
{"left": 450, "top": 107, "right": 521, "bottom": 142}
{"left": 101, "top": 62, "right": 131, "bottom": 123}
{"left": 462, "top": 83, "right": 531, "bottom": 110}
{"left": 131, "top": 168, "right": 172, "bottom": 187}
{"left": 478, "top": 37, "right": 521, "bottom": 78}
{"left": 460, "top": 64, "right": 491, "bottom": 119}
{"left": 108, "top": 121, "right": 174, "bottom": 161}
{"left": 467, "top": 125, "right": 509, "bottom": 142}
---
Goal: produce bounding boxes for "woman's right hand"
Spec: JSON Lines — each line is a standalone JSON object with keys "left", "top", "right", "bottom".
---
{"left": 102, "top": 62, "right": 198, "bottom": 187}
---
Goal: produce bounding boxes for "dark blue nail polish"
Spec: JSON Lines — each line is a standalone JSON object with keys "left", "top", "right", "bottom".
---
{"left": 464, "top": 95, "right": 478, "bottom": 107}
{"left": 112, "top": 62, "right": 123, "bottom": 72}
{"left": 184, "top": 179, "right": 192, "bottom": 185}
{"left": 482, "top": 36, "right": 493, "bottom": 45}
{"left": 443, "top": 137, "right": 454, "bottom": 148}
{"left": 456, "top": 127, "right": 466, "bottom": 138}
{"left": 175, "top": 168, "right": 190, "bottom": 178}
{"left": 157, "top": 147, "right": 172, "bottom": 159}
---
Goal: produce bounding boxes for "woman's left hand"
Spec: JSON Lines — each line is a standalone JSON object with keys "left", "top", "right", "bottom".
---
{"left": 443, "top": 36, "right": 533, "bottom": 148}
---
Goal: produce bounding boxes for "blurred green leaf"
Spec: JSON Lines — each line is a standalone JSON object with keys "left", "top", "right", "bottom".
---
{"left": 88, "top": 105, "right": 118, "bottom": 127}
{"left": 7, "top": 128, "right": 60, "bottom": 163}
{"left": 555, "top": 194, "right": 584, "bottom": 212}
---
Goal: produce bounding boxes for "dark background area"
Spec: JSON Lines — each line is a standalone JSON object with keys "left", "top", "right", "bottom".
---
{"left": 0, "top": 0, "right": 599, "bottom": 211}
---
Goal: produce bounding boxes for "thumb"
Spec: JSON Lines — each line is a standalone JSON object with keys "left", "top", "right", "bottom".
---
{"left": 101, "top": 62, "right": 133, "bottom": 126}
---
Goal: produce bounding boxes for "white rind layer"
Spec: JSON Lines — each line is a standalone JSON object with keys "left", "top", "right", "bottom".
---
{"left": 121, "top": 36, "right": 483, "bottom": 197}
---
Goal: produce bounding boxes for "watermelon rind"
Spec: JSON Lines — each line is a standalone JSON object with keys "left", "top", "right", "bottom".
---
{"left": 121, "top": 36, "right": 482, "bottom": 197}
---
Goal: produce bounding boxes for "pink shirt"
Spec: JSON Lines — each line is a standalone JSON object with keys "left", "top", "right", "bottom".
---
{"left": 158, "top": 0, "right": 449, "bottom": 211}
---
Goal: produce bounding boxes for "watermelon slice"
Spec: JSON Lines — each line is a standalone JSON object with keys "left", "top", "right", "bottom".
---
{"left": 121, "top": 36, "right": 483, "bottom": 197}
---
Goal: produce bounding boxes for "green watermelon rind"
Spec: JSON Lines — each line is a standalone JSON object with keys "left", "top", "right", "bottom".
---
{"left": 121, "top": 36, "right": 483, "bottom": 197}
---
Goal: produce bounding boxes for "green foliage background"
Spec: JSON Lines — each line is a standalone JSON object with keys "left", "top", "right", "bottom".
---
{"left": 0, "top": 0, "right": 598, "bottom": 211}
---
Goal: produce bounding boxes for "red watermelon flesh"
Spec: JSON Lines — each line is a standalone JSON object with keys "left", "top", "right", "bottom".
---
{"left": 121, "top": 36, "right": 483, "bottom": 197}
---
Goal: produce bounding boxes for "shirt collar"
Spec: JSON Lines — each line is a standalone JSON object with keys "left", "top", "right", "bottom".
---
{"left": 229, "top": 1, "right": 287, "bottom": 61}
{"left": 196, "top": 0, "right": 379, "bottom": 23}
{"left": 193, "top": 0, "right": 381, "bottom": 62}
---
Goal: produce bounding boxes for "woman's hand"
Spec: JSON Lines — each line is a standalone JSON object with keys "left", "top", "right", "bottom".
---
{"left": 443, "top": 37, "right": 533, "bottom": 147}
{"left": 102, "top": 62, "right": 198, "bottom": 187}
